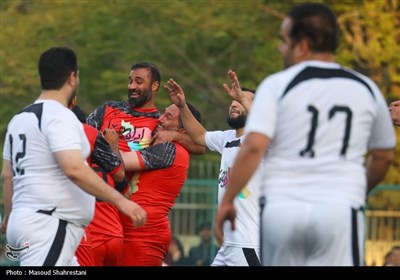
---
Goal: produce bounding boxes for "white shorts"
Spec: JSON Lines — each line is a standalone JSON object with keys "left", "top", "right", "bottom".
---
{"left": 261, "top": 198, "right": 365, "bottom": 266}
{"left": 211, "top": 245, "right": 261, "bottom": 266}
{"left": 6, "top": 210, "right": 84, "bottom": 266}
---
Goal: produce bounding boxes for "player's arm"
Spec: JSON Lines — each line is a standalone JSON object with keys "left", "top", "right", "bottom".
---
{"left": 93, "top": 128, "right": 130, "bottom": 195}
{"left": 152, "top": 130, "right": 206, "bottom": 155}
{"left": 1, "top": 159, "right": 13, "bottom": 234}
{"left": 122, "top": 142, "right": 177, "bottom": 171}
{"left": 223, "top": 69, "right": 252, "bottom": 113}
{"left": 98, "top": 128, "right": 126, "bottom": 182}
{"left": 54, "top": 149, "right": 146, "bottom": 226}
{"left": 163, "top": 79, "right": 207, "bottom": 147}
{"left": 366, "top": 148, "right": 394, "bottom": 194}
{"left": 86, "top": 104, "right": 107, "bottom": 130}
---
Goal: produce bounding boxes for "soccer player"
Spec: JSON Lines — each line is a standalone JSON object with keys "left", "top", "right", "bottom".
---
{"left": 86, "top": 61, "right": 204, "bottom": 266}
{"left": 215, "top": 3, "right": 396, "bottom": 266}
{"left": 72, "top": 104, "right": 128, "bottom": 266}
{"left": 117, "top": 103, "right": 202, "bottom": 266}
{"left": 165, "top": 71, "right": 262, "bottom": 266}
{"left": 1, "top": 47, "right": 146, "bottom": 266}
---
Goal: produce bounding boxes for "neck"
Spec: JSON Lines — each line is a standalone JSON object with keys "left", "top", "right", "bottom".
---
{"left": 304, "top": 52, "right": 335, "bottom": 63}
{"left": 37, "top": 90, "right": 69, "bottom": 107}
{"left": 236, "top": 127, "right": 244, "bottom": 138}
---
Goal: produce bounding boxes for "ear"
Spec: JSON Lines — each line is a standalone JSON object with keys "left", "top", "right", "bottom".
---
{"left": 294, "top": 38, "right": 311, "bottom": 60}
{"left": 152, "top": 81, "right": 160, "bottom": 93}
{"left": 67, "top": 71, "right": 78, "bottom": 88}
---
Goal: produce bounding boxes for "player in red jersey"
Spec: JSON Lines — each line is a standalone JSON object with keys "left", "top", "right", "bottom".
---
{"left": 86, "top": 62, "right": 204, "bottom": 266}
{"left": 115, "top": 103, "right": 202, "bottom": 266}
{"left": 72, "top": 103, "right": 128, "bottom": 266}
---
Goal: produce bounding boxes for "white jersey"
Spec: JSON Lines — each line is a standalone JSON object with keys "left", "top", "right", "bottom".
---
{"left": 246, "top": 60, "right": 396, "bottom": 206}
{"left": 205, "top": 130, "right": 262, "bottom": 248}
{"left": 3, "top": 99, "right": 95, "bottom": 227}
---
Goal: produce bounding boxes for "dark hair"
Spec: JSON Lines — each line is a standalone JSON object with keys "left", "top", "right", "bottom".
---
{"left": 131, "top": 61, "right": 161, "bottom": 90}
{"left": 187, "top": 102, "right": 202, "bottom": 124}
{"left": 196, "top": 222, "right": 211, "bottom": 234}
{"left": 288, "top": 3, "right": 338, "bottom": 53}
{"left": 39, "top": 47, "right": 78, "bottom": 90}
{"left": 72, "top": 105, "right": 87, "bottom": 124}
{"left": 241, "top": 86, "right": 255, "bottom": 94}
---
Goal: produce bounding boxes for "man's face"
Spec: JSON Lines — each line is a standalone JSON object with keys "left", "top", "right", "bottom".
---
{"left": 127, "top": 67, "right": 155, "bottom": 108}
{"left": 278, "top": 17, "right": 296, "bottom": 69}
{"left": 154, "top": 105, "right": 182, "bottom": 133}
{"left": 227, "top": 91, "right": 254, "bottom": 129}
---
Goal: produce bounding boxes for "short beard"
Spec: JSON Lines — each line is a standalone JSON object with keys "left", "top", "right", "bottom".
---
{"left": 67, "top": 91, "right": 77, "bottom": 108}
{"left": 127, "top": 87, "right": 152, "bottom": 108}
{"left": 227, "top": 114, "right": 246, "bottom": 129}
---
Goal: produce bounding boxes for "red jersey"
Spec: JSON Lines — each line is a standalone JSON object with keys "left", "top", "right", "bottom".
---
{"left": 76, "top": 124, "right": 123, "bottom": 266}
{"left": 120, "top": 142, "right": 190, "bottom": 265}
{"left": 86, "top": 101, "right": 159, "bottom": 152}
{"left": 87, "top": 100, "right": 159, "bottom": 191}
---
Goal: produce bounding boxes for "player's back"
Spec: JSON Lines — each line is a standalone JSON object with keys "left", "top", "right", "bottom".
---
{"left": 248, "top": 61, "right": 395, "bottom": 205}
{"left": 3, "top": 100, "right": 95, "bottom": 226}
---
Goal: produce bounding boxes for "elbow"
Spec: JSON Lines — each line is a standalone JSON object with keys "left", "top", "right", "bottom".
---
{"left": 191, "top": 145, "right": 206, "bottom": 155}
{"left": 63, "top": 166, "right": 83, "bottom": 182}
{"left": 372, "top": 148, "right": 395, "bottom": 166}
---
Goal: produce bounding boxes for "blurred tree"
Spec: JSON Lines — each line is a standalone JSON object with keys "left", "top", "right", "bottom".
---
{"left": 0, "top": 0, "right": 399, "bottom": 187}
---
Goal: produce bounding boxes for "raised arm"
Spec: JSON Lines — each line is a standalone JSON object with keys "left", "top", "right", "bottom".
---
{"left": 164, "top": 79, "right": 207, "bottom": 147}
{"left": 223, "top": 69, "right": 252, "bottom": 113}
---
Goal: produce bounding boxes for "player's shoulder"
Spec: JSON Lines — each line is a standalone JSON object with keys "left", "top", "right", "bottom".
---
{"left": 104, "top": 100, "right": 127, "bottom": 109}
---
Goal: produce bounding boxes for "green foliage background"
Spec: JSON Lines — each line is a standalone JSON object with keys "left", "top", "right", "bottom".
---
{"left": 0, "top": 0, "right": 399, "bottom": 206}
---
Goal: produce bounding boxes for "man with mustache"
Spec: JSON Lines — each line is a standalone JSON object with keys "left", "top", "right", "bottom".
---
{"left": 86, "top": 62, "right": 204, "bottom": 266}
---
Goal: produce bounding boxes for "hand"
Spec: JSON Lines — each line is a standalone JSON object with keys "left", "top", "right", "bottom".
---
{"left": 102, "top": 128, "right": 120, "bottom": 150}
{"left": 223, "top": 69, "right": 245, "bottom": 103}
{"left": 118, "top": 199, "right": 147, "bottom": 227}
{"left": 151, "top": 130, "right": 179, "bottom": 145}
{"left": 214, "top": 201, "right": 237, "bottom": 246}
{"left": 1, "top": 214, "right": 8, "bottom": 235}
{"left": 164, "top": 79, "right": 187, "bottom": 108}
{"left": 389, "top": 100, "right": 400, "bottom": 127}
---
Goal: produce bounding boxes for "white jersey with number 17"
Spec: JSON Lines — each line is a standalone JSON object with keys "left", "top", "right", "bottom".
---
{"left": 246, "top": 60, "right": 396, "bottom": 206}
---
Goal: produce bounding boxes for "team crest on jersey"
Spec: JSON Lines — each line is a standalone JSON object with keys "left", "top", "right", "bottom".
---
{"left": 218, "top": 162, "right": 249, "bottom": 199}
{"left": 120, "top": 120, "right": 152, "bottom": 151}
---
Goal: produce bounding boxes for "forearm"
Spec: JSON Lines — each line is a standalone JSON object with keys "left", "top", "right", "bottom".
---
{"left": 366, "top": 149, "right": 394, "bottom": 193}
{"left": 68, "top": 164, "right": 127, "bottom": 206}
{"left": 1, "top": 161, "right": 13, "bottom": 219}
{"left": 174, "top": 132, "right": 206, "bottom": 155}
{"left": 179, "top": 104, "right": 207, "bottom": 147}
{"left": 239, "top": 96, "right": 252, "bottom": 113}
{"left": 121, "top": 151, "right": 141, "bottom": 171}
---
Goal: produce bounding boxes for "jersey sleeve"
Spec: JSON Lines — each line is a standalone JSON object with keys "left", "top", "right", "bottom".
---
{"left": 367, "top": 86, "right": 396, "bottom": 149}
{"left": 205, "top": 130, "right": 226, "bottom": 153}
{"left": 91, "top": 132, "right": 123, "bottom": 173}
{"left": 136, "top": 142, "right": 177, "bottom": 170}
{"left": 87, "top": 103, "right": 107, "bottom": 130}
